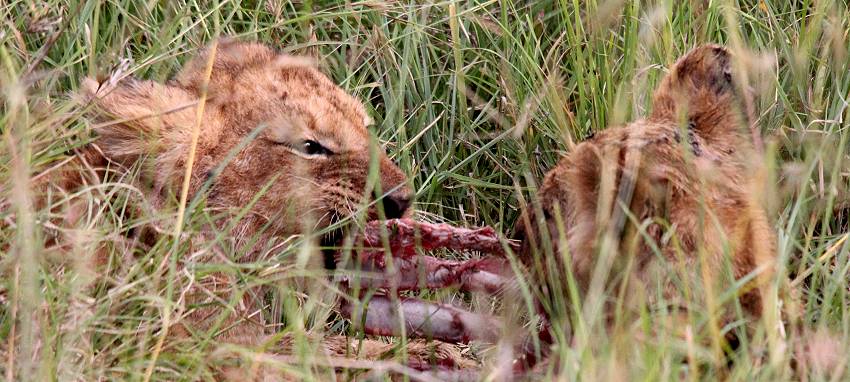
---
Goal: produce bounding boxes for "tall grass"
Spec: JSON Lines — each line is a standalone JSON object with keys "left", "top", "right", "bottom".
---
{"left": 1, "top": 0, "right": 849, "bottom": 380}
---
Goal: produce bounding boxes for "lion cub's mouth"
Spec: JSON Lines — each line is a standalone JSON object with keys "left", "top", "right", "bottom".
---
{"left": 316, "top": 213, "right": 408, "bottom": 270}
{"left": 317, "top": 218, "right": 403, "bottom": 270}
{"left": 319, "top": 226, "right": 346, "bottom": 270}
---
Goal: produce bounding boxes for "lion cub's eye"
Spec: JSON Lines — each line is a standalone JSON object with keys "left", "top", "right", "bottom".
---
{"left": 303, "top": 140, "right": 333, "bottom": 156}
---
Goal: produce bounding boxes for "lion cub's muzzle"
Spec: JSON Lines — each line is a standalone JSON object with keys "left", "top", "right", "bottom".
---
{"left": 381, "top": 192, "right": 411, "bottom": 219}
{"left": 373, "top": 155, "right": 413, "bottom": 219}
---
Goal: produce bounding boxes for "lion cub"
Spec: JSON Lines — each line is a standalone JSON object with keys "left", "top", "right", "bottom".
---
{"left": 77, "top": 40, "right": 413, "bottom": 347}
{"left": 516, "top": 45, "right": 774, "bottom": 330}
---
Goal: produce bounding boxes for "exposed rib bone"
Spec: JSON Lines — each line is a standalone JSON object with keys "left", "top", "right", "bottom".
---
{"left": 344, "top": 253, "right": 512, "bottom": 294}
{"left": 341, "top": 296, "right": 502, "bottom": 344}
{"left": 358, "top": 218, "right": 518, "bottom": 257}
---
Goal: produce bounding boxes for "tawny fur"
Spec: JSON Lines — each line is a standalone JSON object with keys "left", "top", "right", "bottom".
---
{"left": 516, "top": 45, "right": 775, "bottom": 324}
{"left": 53, "top": 39, "right": 467, "bottom": 377}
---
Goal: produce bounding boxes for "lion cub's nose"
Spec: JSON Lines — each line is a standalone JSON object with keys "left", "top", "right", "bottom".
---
{"left": 383, "top": 194, "right": 411, "bottom": 219}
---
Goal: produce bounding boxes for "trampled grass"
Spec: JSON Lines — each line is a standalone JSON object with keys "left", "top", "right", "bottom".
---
{"left": 1, "top": 0, "right": 849, "bottom": 380}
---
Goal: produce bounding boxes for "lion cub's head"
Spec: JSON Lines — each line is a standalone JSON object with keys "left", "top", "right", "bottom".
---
{"left": 81, "top": 39, "right": 411, "bottom": 242}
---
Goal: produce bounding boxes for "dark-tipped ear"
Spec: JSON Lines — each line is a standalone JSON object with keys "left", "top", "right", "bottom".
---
{"left": 651, "top": 45, "right": 749, "bottom": 141}
{"left": 172, "top": 38, "right": 277, "bottom": 96}
{"left": 80, "top": 77, "right": 197, "bottom": 166}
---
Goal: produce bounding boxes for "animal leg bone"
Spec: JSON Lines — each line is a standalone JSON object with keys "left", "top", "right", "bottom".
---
{"left": 340, "top": 295, "right": 502, "bottom": 344}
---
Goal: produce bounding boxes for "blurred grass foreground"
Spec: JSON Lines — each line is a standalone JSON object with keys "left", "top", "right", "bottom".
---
{"left": 2, "top": 1, "right": 850, "bottom": 381}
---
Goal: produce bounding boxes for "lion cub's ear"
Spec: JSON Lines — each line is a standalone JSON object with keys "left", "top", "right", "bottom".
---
{"left": 172, "top": 38, "right": 318, "bottom": 100}
{"left": 651, "top": 45, "right": 750, "bottom": 143}
{"left": 80, "top": 77, "right": 198, "bottom": 166}
{"left": 173, "top": 38, "right": 277, "bottom": 96}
